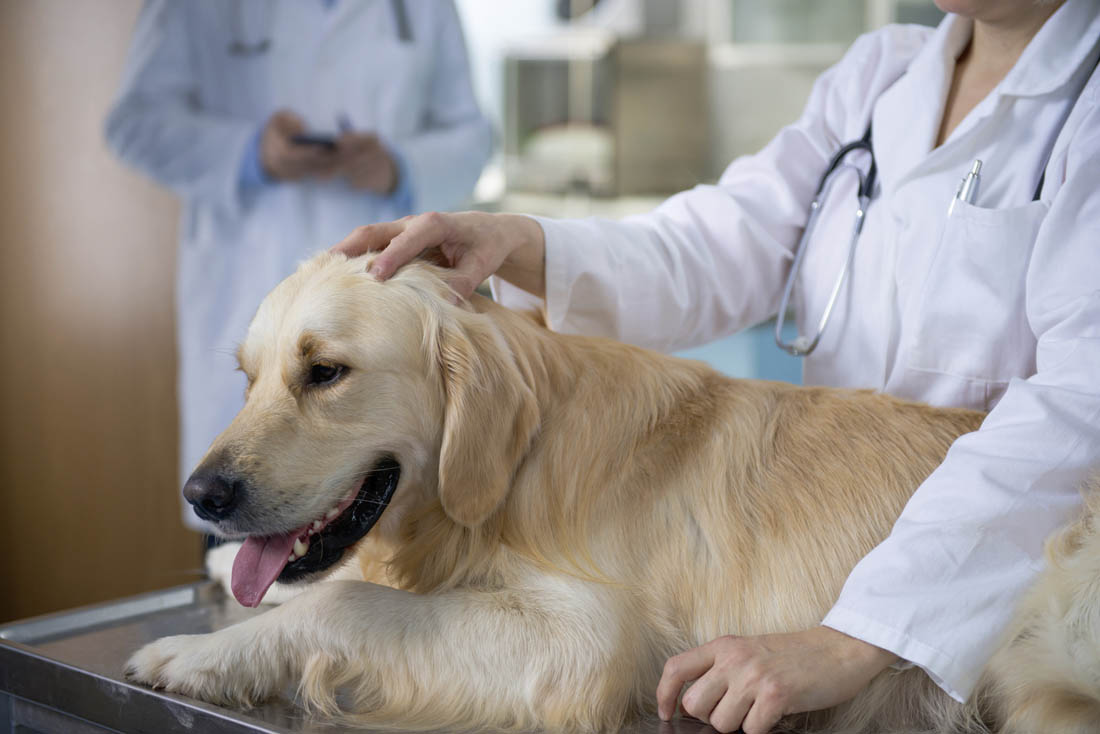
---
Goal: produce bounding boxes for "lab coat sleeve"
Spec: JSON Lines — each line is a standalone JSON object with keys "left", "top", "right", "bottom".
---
{"left": 822, "top": 119, "right": 1100, "bottom": 701}
{"left": 239, "top": 125, "right": 274, "bottom": 190}
{"left": 492, "top": 27, "right": 927, "bottom": 353}
{"left": 104, "top": 0, "right": 256, "bottom": 213}
{"left": 392, "top": 1, "right": 492, "bottom": 214}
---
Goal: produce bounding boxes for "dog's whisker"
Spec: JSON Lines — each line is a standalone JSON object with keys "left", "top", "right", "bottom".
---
{"left": 349, "top": 497, "right": 385, "bottom": 505}
{"left": 317, "top": 463, "right": 393, "bottom": 488}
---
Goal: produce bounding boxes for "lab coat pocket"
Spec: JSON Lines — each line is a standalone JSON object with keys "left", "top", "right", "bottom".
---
{"left": 907, "top": 199, "right": 1048, "bottom": 386}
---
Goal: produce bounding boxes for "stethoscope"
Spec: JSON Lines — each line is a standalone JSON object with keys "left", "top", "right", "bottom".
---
{"left": 227, "top": 0, "right": 413, "bottom": 56}
{"left": 774, "top": 43, "right": 1100, "bottom": 358}
{"left": 774, "top": 125, "right": 875, "bottom": 357}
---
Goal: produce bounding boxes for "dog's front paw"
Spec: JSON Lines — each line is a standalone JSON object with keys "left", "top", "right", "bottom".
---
{"left": 125, "top": 632, "right": 279, "bottom": 707}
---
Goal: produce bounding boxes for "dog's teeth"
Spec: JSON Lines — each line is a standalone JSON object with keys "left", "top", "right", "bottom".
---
{"left": 325, "top": 507, "right": 340, "bottom": 520}
{"left": 293, "top": 537, "right": 309, "bottom": 557}
{"left": 288, "top": 552, "right": 297, "bottom": 562}
{"left": 312, "top": 520, "right": 323, "bottom": 532}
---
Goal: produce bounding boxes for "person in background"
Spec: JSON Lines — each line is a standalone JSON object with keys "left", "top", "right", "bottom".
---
{"left": 337, "top": 0, "right": 1100, "bottom": 731}
{"left": 106, "top": 0, "right": 491, "bottom": 533}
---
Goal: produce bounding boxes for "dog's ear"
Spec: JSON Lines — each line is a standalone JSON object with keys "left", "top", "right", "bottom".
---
{"left": 436, "top": 312, "right": 539, "bottom": 528}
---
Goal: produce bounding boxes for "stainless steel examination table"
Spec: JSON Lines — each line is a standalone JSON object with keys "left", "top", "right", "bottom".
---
{"left": 0, "top": 582, "right": 710, "bottom": 734}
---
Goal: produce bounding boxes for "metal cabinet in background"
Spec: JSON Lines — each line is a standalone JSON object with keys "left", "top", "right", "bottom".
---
{"left": 503, "top": 32, "right": 708, "bottom": 196}
{"left": 612, "top": 39, "right": 708, "bottom": 195}
{"left": 500, "top": 0, "right": 942, "bottom": 194}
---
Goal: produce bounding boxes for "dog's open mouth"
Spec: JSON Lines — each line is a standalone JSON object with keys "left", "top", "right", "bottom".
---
{"left": 229, "top": 456, "right": 401, "bottom": 607}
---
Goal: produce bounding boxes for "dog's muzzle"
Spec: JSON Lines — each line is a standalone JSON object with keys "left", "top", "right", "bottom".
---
{"left": 220, "top": 455, "right": 401, "bottom": 607}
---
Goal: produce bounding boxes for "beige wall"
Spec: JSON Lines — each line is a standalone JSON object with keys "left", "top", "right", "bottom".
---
{"left": 0, "top": 1, "right": 201, "bottom": 621}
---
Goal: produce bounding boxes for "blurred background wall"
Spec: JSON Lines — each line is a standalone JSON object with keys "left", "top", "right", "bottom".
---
{"left": 0, "top": 1, "right": 198, "bottom": 621}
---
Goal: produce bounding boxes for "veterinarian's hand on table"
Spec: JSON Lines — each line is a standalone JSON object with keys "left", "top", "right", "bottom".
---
{"left": 333, "top": 211, "right": 546, "bottom": 299}
{"left": 657, "top": 626, "right": 897, "bottom": 734}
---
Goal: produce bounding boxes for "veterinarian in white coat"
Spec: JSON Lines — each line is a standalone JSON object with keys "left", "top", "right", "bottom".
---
{"left": 106, "top": 0, "right": 491, "bottom": 530}
{"left": 343, "top": 0, "right": 1100, "bottom": 731}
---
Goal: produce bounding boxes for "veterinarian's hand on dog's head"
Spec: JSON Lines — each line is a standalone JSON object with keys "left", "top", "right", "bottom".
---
{"left": 657, "top": 626, "right": 897, "bottom": 734}
{"left": 333, "top": 212, "right": 547, "bottom": 300}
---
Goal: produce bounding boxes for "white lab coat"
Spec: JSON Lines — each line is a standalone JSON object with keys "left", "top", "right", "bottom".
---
{"left": 106, "top": 0, "right": 491, "bottom": 529}
{"left": 494, "top": 2, "right": 1100, "bottom": 702}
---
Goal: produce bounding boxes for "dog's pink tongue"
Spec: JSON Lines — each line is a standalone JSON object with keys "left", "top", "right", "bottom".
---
{"left": 231, "top": 532, "right": 299, "bottom": 607}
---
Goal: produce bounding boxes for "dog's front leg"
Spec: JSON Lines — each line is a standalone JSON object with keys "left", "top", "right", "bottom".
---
{"left": 290, "top": 578, "right": 640, "bottom": 731}
{"left": 131, "top": 577, "right": 639, "bottom": 730}
{"left": 125, "top": 600, "right": 302, "bottom": 708}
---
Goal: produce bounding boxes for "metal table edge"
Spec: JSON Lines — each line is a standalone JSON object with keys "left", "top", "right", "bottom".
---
{"left": 0, "top": 587, "right": 298, "bottom": 734}
{"left": 0, "top": 582, "right": 212, "bottom": 644}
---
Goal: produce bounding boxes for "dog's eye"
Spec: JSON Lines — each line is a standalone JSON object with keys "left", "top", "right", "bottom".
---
{"left": 307, "top": 363, "right": 347, "bottom": 387}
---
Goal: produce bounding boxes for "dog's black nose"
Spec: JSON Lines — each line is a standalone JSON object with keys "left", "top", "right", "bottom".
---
{"left": 183, "top": 468, "right": 242, "bottom": 522}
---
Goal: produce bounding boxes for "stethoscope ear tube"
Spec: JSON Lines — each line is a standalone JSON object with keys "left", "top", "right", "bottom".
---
{"left": 816, "top": 125, "right": 875, "bottom": 196}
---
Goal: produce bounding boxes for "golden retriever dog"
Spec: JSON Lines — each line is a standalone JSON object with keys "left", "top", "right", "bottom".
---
{"left": 125, "top": 251, "right": 1094, "bottom": 733}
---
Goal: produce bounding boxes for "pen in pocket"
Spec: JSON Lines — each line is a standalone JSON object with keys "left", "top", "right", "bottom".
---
{"left": 948, "top": 159, "right": 982, "bottom": 215}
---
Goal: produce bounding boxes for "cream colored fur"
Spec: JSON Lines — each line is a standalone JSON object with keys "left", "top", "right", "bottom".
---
{"left": 126, "top": 252, "right": 1096, "bottom": 733}
{"left": 963, "top": 478, "right": 1100, "bottom": 734}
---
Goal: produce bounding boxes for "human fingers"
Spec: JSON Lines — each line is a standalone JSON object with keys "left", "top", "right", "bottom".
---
{"left": 335, "top": 132, "right": 378, "bottom": 161}
{"left": 337, "top": 136, "right": 395, "bottom": 192}
{"left": 656, "top": 645, "right": 716, "bottom": 720}
{"left": 342, "top": 152, "right": 388, "bottom": 190}
{"left": 740, "top": 692, "right": 786, "bottom": 734}
{"left": 297, "top": 148, "right": 341, "bottom": 178}
{"left": 707, "top": 688, "right": 756, "bottom": 734}
{"left": 678, "top": 670, "right": 728, "bottom": 724}
{"left": 261, "top": 111, "right": 304, "bottom": 180}
{"left": 336, "top": 130, "right": 373, "bottom": 144}
{"left": 332, "top": 219, "right": 412, "bottom": 257}
{"left": 340, "top": 213, "right": 531, "bottom": 295}
{"left": 265, "top": 127, "right": 337, "bottom": 181}
{"left": 334, "top": 133, "right": 363, "bottom": 165}
{"left": 270, "top": 109, "right": 306, "bottom": 136}
{"left": 445, "top": 249, "right": 495, "bottom": 300}
{"left": 277, "top": 150, "right": 336, "bottom": 180}
{"left": 706, "top": 633, "right": 793, "bottom": 733}
{"left": 369, "top": 212, "right": 456, "bottom": 281}
{"left": 282, "top": 142, "right": 334, "bottom": 165}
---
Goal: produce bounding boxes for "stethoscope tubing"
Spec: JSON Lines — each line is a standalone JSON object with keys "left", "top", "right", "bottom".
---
{"left": 776, "top": 33, "right": 1099, "bottom": 358}
{"left": 226, "top": 0, "right": 413, "bottom": 56}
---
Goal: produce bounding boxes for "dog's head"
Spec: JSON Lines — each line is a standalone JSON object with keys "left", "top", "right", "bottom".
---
{"left": 185, "top": 252, "right": 539, "bottom": 606}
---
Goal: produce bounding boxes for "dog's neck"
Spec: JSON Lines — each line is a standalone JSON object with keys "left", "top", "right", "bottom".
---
{"left": 387, "top": 295, "right": 729, "bottom": 592}
{"left": 480, "top": 296, "right": 712, "bottom": 429}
